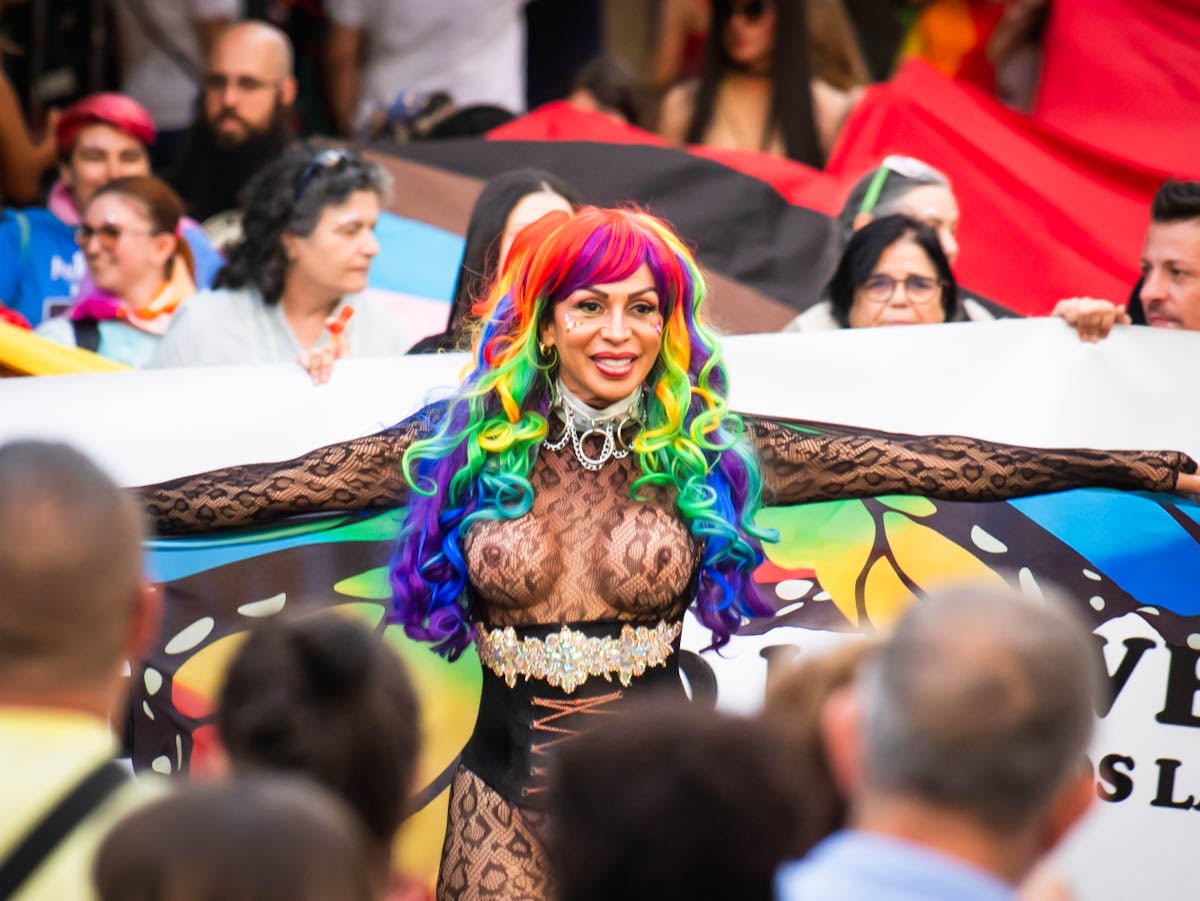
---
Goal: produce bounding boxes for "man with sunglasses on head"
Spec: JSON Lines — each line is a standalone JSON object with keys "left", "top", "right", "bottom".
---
{"left": 150, "top": 146, "right": 413, "bottom": 384}
{"left": 166, "top": 21, "right": 298, "bottom": 225}
{"left": 0, "top": 94, "right": 222, "bottom": 330}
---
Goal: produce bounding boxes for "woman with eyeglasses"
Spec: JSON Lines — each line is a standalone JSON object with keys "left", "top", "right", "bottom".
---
{"left": 657, "top": 0, "right": 863, "bottom": 166}
{"left": 36, "top": 176, "right": 197, "bottom": 366}
{"left": 827, "top": 215, "right": 957, "bottom": 329}
{"left": 838, "top": 155, "right": 961, "bottom": 265}
{"left": 149, "top": 146, "right": 414, "bottom": 383}
{"left": 785, "top": 157, "right": 1002, "bottom": 331}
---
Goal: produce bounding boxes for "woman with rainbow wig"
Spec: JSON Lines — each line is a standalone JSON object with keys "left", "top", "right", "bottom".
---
{"left": 144, "top": 207, "right": 1198, "bottom": 899}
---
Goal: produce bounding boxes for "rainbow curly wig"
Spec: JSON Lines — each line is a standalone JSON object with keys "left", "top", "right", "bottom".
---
{"left": 390, "top": 207, "right": 776, "bottom": 658}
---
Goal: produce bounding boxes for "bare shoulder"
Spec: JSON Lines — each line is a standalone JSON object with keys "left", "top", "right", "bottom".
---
{"left": 811, "top": 77, "right": 861, "bottom": 155}
{"left": 658, "top": 79, "right": 699, "bottom": 144}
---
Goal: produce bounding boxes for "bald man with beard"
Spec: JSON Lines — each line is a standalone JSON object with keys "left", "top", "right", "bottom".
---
{"left": 0, "top": 442, "right": 161, "bottom": 900}
{"left": 167, "top": 21, "right": 298, "bottom": 223}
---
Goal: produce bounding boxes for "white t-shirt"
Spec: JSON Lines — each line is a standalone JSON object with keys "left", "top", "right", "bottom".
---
{"left": 325, "top": 0, "right": 527, "bottom": 125}
{"left": 112, "top": 0, "right": 241, "bottom": 132}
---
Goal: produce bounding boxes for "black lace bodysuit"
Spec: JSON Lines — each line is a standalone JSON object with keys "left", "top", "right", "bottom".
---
{"left": 142, "top": 406, "right": 1194, "bottom": 900}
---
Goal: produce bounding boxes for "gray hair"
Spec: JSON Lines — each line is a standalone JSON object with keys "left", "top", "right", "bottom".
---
{"left": 858, "top": 585, "right": 1101, "bottom": 832}
{"left": 838, "top": 156, "right": 951, "bottom": 245}
{"left": 216, "top": 146, "right": 393, "bottom": 303}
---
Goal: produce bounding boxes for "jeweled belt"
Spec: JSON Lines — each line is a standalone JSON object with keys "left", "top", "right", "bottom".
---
{"left": 475, "top": 620, "right": 683, "bottom": 695}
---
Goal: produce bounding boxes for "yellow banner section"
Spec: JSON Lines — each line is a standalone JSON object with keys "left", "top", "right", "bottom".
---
{"left": 0, "top": 321, "right": 130, "bottom": 376}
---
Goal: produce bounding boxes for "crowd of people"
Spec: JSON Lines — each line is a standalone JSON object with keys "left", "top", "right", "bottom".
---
{"left": 0, "top": 434, "right": 1142, "bottom": 900}
{"left": 2, "top": 2, "right": 1198, "bottom": 900}
{"left": 1, "top": 3, "right": 1193, "bottom": 372}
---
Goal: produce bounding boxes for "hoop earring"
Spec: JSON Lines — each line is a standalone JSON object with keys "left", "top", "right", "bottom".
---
{"left": 538, "top": 341, "right": 558, "bottom": 367}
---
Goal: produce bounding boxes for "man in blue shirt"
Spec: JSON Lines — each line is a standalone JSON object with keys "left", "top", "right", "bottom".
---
{"left": 0, "top": 93, "right": 222, "bottom": 327}
{"left": 776, "top": 586, "right": 1100, "bottom": 901}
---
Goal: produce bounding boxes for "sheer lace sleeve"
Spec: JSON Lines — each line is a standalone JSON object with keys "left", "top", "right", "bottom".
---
{"left": 743, "top": 414, "right": 1197, "bottom": 507}
{"left": 140, "top": 402, "right": 448, "bottom": 534}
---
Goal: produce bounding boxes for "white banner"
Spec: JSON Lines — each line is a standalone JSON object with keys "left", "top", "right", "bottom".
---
{"left": 2, "top": 319, "right": 1198, "bottom": 899}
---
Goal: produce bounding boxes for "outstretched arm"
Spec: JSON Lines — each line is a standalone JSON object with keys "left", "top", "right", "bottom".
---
{"left": 140, "top": 402, "right": 446, "bottom": 534}
{"left": 743, "top": 415, "right": 1196, "bottom": 507}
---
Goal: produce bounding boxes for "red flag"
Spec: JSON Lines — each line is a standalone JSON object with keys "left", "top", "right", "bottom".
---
{"left": 827, "top": 61, "right": 1172, "bottom": 314}
{"left": 1033, "top": 0, "right": 1200, "bottom": 178}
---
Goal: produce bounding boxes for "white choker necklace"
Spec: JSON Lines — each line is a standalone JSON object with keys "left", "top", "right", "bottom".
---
{"left": 544, "top": 379, "right": 644, "bottom": 471}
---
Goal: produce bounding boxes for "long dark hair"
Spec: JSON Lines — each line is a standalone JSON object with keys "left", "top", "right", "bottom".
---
{"left": 409, "top": 168, "right": 584, "bottom": 353}
{"left": 685, "top": 0, "right": 823, "bottom": 167}
{"left": 215, "top": 146, "right": 390, "bottom": 303}
{"left": 827, "top": 214, "right": 958, "bottom": 327}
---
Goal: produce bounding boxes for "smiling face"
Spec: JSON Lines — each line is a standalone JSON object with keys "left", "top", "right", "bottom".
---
{"left": 282, "top": 190, "right": 381, "bottom": 302}
{"left": 61, "top": 124, "right": 150, "bottom": 212}
{"left": 848, "top": 237, "right": 946, "bottom": 328}
{"left": 1139, "top": 219, "right": 1200, "bottom": 331}
{"left": 79, "top": 193, "right": 174, "bottom": 301}
{"left": 539, "top": 263, "right": 664, "bottom": 407}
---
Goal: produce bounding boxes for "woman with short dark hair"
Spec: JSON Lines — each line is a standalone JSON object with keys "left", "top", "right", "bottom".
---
{"left": 784, "top": 157, "right": 1003, "bottom": 331}
{"left": 828, "top": 215, "right": 958, "bottom": 328}
{"left": 550, "top": 703, "right": 806, "bottom": 901}
{"left": 149, "top": 146, "right": 413, "bottom": 382}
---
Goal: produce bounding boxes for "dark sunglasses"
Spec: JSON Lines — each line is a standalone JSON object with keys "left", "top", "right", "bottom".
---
{"left": 731, "top": 0, "right": 768, "bottom": 20}
{"left": 293, "top": 148, "right": 352, "bottom": 200}
{"left": 75, "top": 223, "right": 155, "bottom": 250}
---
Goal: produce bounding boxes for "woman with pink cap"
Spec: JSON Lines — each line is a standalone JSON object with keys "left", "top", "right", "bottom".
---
{"left": 0, "top": 93, "right": 220, "bottom": 330}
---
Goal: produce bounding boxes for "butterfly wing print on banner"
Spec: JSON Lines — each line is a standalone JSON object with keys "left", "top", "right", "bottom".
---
{"left": 134, "top": 490, "right": 1200, "bottom": 777}
{"left": 134, "top": 509, "right": 479, "bottom": 885}
{"left": 741, "top": 489, "right": 1200, "bottom": 647}
{"left": 130, "top": 486, "right": 1200, "bottom": 886}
